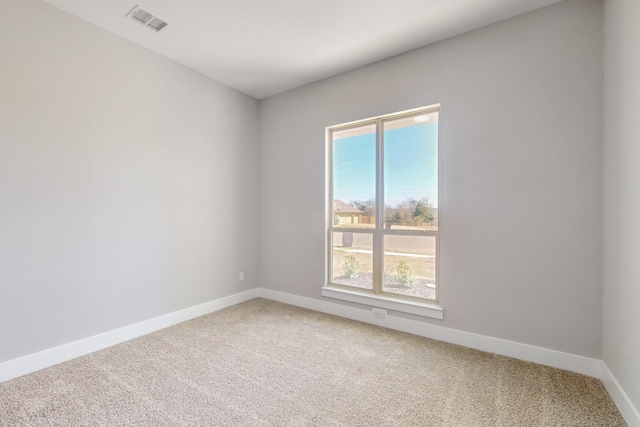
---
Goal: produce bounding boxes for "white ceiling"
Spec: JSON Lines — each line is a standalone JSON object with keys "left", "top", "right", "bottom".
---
{"left": 43, "top": 0, "right": 561, "bottom": 99}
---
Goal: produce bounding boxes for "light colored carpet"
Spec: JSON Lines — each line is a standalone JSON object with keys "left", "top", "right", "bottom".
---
{"left": 0, "top": 298, "right": 625, "bottom": 426}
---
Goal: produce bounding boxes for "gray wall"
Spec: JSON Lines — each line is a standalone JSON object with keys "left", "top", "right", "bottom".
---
{"left": 603, "top": 0, "right": 640, "bottom": 411}
{"left": 0, "top": 0, "right": 259, "bottom": 363}
{"left": 1, "top": 0, "right": 615, "bottom": 370}
{"left": 258, "top": 0, "right": 604, "bottom": 358}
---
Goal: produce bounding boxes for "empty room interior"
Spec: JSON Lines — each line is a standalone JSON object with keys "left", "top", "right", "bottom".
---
{"left": 1, "top": 0, "right": 639, "bottom": 425}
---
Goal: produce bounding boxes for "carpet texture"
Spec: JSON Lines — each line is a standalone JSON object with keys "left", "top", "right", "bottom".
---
{"left": 0, "top": 298, "right": 625, "bottom": 426}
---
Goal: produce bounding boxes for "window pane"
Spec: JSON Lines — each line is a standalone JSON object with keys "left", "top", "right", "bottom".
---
{"left": 331, "top": 232, "right": 373, "bottom": 290}
{"left": 383, "top": 235, "right": 436, "bottom": 300}
{"left": 383, "top": 112, "right": 438, "bottom": 231}
{"left": 332, "top": 124, "right": 376, "bottom": 229}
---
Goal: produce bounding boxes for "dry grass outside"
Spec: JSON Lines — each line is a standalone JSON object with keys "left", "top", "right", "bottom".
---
{"left": 331, "top": 232, "right": 436, "bottom": 299}
{"left": 333, "top": 231, "right": 436, "bottom": 252}
{"left": 332, "top": 250, "right": 435, "bottom": 280}
{"left": 332, "top": 232, "right": 435, "bottom": 274}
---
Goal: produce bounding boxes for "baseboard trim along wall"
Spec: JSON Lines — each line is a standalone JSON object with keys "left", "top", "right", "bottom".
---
{"left": 0, "top": 289, "right": 259, "bottom": 384}
{"left": 1, "top": 288, "right": 637, "bottom": 427}
{"left": 601, "top": 363, "right": 640, "bottom": 427}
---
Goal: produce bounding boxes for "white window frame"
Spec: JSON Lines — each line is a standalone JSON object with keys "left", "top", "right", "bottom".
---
{"left": 324, "top": 105, "right": 442, "bottom": 319}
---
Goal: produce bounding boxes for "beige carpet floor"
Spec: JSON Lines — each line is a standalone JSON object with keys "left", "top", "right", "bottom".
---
{"left": 0, "top": 298, "right": 625, "bottom": 426}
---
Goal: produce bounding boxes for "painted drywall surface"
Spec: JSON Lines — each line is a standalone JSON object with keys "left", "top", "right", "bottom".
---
{"left": 259, "top": 0, "right": 603, "bottom": 358}
{"left": 603, "top": 0, "right": 640, "bottom": 411}
{"left": 0, "top": 0, "right": 259, "bottom": 363}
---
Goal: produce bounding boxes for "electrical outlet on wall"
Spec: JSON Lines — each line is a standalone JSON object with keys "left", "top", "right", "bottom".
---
{"left": 239, "top": 272, "right": 245, "bottom": 282}
{"left": 372, "top": 307, "right": 387, "bottom": 319}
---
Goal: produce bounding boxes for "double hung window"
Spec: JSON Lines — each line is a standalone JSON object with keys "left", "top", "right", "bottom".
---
{"left": 327, "top": 106, "right": 440, "bottom": 304}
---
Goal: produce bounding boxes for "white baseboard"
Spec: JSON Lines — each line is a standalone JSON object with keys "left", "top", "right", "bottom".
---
{"left": 0, "top": 289, "right": 258, "bottom": 384}
{"left": 257, "top": 288, "right": 602, "bottom": 378}
{"left": 602, "top": 362, "right": 640, "bottom": 427}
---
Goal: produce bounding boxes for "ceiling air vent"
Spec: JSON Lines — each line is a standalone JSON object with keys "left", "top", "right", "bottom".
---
{"left": 126, "top": 5, "right": 169, "bottom": 32}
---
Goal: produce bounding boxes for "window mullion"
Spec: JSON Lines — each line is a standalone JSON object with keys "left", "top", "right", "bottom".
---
{"left": 374, "top": 120, "right": 384, "bottom": 294}
{"left": 327, "top": 129, "right": 335, "bottom": 283}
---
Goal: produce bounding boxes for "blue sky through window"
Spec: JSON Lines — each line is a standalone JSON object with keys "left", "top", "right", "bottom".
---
{"left": 333, "top": 122, "right": 438, "bottom": 208}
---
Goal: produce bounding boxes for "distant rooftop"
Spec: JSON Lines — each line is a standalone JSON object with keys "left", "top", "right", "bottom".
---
{"left": 333, "top": 199, "right": 361, "bottom": 213}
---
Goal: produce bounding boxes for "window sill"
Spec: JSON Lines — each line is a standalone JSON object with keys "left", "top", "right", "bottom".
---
{"left": 321, "top": 286, "right": 443, "bottom": 320}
